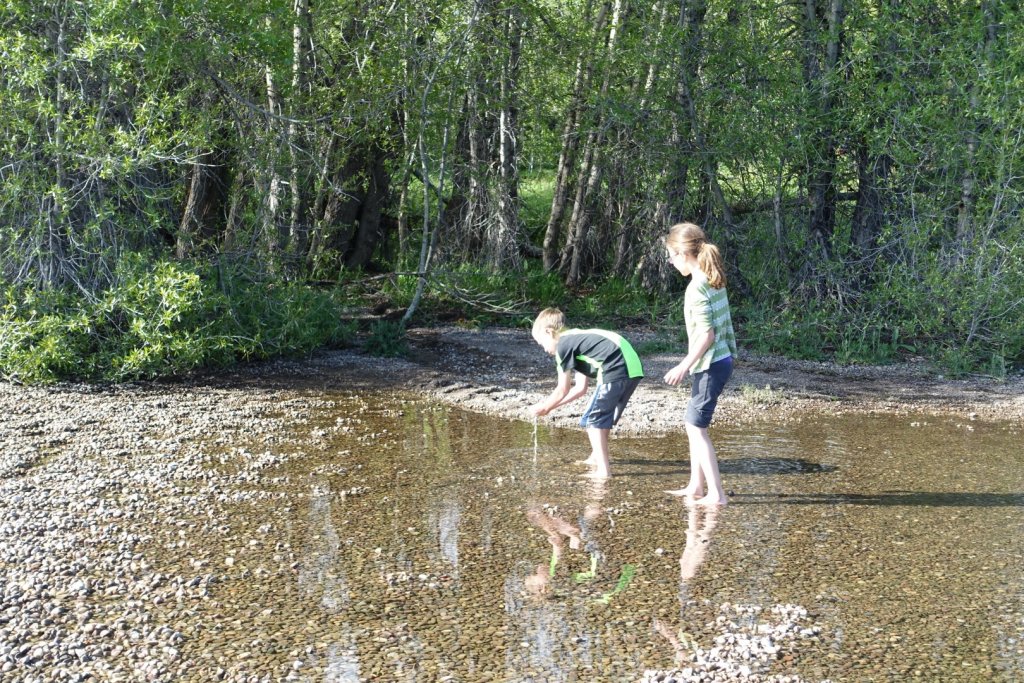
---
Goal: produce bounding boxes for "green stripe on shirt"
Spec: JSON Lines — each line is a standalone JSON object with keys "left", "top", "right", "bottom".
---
{"left": 578, "top": 329, "right": 644, "bottom": 379}
{"left": 684, "top": 278, "right": 737, "bottom": 374}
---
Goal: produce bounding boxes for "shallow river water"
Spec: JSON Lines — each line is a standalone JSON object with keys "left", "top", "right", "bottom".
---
{"left": 143, "top": 392, "right": 1023, "bottom": 682}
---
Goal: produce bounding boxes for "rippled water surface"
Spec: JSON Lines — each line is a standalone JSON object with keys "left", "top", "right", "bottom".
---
{"left": 166, "top": 395, "right": 1024, "bottom": 682}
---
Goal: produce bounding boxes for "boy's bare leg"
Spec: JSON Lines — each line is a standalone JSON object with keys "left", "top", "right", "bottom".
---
{"left": 687, "top": 424, "right": 727, "bottom": 505}
{"left": 666, "top": 427, "right": 706, "bottom": 497}
{"left": 583, "top": 428, "right": 611, "bottom": 478}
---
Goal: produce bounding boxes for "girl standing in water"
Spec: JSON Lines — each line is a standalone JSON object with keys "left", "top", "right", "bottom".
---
{"left": 662, "top": 223, "right": 737, "bottom": 505}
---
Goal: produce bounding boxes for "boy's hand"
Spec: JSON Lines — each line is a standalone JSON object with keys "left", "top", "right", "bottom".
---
{"left": 663, "top": 363, "right": 689, "bottom": 386}
{"left": 529, "top": 403, "right": 549, "bottom": 417}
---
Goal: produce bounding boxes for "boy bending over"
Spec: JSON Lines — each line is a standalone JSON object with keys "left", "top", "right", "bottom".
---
{"left": 529, "top": 308, "right": 644, "bottom": 478}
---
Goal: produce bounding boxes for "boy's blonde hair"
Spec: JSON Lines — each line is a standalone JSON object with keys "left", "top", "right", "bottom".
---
{"left": 532, "top": 307, "right": 567, "bottom": 339}
{"left": 664, "top": 222, "right": 728, "bottom": 289}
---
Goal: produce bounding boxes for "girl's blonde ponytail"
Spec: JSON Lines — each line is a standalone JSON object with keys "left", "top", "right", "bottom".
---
{"left": 698, "top": 242, "right": 727, "bottom": 290}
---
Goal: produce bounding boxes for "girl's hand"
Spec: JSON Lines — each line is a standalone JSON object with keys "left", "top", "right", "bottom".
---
{"left": 529, "top": 403, "right": 549, "bottom": 417}
{"left": 663, "top": 363, "right": 689, "bottom": 386}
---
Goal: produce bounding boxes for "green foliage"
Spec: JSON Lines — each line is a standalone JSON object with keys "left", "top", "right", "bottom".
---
{"left": 2, "top": 0, "right": 1022, "bottom": 380}
{"left": 364, "top": 321, "right": 408, "bottom": 358}
{"left": 564, "top": 277, "right": 664, "bottom": 327}
{"left": 521, "top": 267, "right": 566, "bottom": 308}
{"left": 0, "top": 256, "right": 357, "bottom": 383}
{"left": 738, "top": 303, "right": 829, "bottom": 362}
{"left": 519, "top": 171, "right": 556, "bottom": 243}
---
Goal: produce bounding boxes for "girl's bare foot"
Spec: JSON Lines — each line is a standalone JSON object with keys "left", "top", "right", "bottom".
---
{"left": 665, "top": 486, "right": 703, "bottom": 498}
{"left": 693, "top": 493, "right": 727, "bottom": 506}
{"left": 584, "top": 469, "right": 609, "bottom": 480}
{"left": 576, "top": 453, "right": 600, "bottom": 466}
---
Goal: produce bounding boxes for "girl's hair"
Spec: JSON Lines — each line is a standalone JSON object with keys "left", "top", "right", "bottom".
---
{"left": 664, "top": 222, "right": 728, "bottom": 289}
{"left": 532, "top": 307, "right": 567, "bottom": 338}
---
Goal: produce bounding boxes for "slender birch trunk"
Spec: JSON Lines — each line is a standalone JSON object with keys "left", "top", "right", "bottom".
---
{"left": 542, "top": 0, "right": 604, "bottom": 272}
{"left": 956, "top": 1, "right": 997, "bottom": 245}
{"left": 263, "top": 22, "right": 284, "bottom": 258}
{"left": 491, "top": 5, "right": 523, "bottom": 270}
{"left": 561, "top": 0, "right": 624, "bottom": 286}
{"left": 289, "top": 0, "right": 311, "bottom": 265}
{"left": 802, "top": 0, "right": 844, "bottom": 262}
{"left": 45, "top": 0, "right": 69, "bottom": 287}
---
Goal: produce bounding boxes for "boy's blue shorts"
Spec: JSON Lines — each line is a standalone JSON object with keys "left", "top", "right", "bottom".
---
{"left": 580, "top": 377, "right": 642, "bottom": 429}
{"left": 685, "top": 356, "right": 733, "bottom": 428}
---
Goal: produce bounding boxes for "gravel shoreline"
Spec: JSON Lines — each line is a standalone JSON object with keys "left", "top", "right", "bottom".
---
{"left": 362, "top": 326, "right": 1024, "bottom": 432}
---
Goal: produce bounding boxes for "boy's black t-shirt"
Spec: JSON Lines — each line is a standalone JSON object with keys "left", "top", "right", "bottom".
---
{"left": 555, "top": 329, "right": 644, "bottom": 384}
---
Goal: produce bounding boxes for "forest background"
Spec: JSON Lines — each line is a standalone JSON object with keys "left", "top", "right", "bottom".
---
{"left": 2, "top": 0, "right": 1021, "bottom": 382}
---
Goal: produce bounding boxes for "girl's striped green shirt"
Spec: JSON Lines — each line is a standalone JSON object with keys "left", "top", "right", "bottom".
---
{"left": 684, "top": 274, "right": 737, "bottom": 373}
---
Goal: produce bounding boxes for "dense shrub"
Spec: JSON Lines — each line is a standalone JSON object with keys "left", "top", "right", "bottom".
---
{"left": 0, "top": 256, "right": 357, "bottom": 383}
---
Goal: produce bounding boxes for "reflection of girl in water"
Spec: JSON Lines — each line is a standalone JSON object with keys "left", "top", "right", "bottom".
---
{"left": 680, "top": 504, "right": 718, "bottom": 582}
{"left": 656, "top": 503, "right": 719, "bottom": 664}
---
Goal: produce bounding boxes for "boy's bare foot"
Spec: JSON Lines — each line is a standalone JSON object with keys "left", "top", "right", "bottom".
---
{"left": 584, "top": 470, "right": 609, "bottom": 480}
{"left": 665, "top": 486, "right": 703, "bottom": 498}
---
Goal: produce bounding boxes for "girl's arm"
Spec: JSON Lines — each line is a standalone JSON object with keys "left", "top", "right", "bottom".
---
{"left": 664, "top": 328, "right": 715, "bottom": 386}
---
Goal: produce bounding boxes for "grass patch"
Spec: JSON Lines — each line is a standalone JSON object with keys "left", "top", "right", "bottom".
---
{"left": 363, "top": 320, "right": 409, "bottom": 357}
{"left": 739, "top": 383, "right": 785, "bottom": 405}
{"left": 634, "top": 337, "right": 682, "bottom": 356}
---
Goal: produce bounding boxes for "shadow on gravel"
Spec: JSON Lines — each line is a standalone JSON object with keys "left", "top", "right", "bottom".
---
{"left": 619, "top": 457, "right": 837, "bottom": 475}
{"left": 732, "top": 491, "right": 1024, "bottom": 507}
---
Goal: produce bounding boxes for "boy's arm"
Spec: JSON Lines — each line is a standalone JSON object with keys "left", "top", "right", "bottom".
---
{"left": 549, "top": 371, "right": 589, "bottom": 409}
{"left": 530, "top": 369, "right": 581, "bottom": 416}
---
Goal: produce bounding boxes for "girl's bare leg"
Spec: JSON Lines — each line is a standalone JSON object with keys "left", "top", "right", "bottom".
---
{"left": 687, "top": 424, "right": 727, "bottom": 505}
{"left": 666, "top": 427, "right": 706, "bottom": 497}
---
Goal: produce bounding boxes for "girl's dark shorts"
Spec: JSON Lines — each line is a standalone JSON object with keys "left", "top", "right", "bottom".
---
{"left": 580, "top": 377, "right": 642, "bottom": 429}
{"left": 684, "top": 356, "right": 733, "bottom": 428}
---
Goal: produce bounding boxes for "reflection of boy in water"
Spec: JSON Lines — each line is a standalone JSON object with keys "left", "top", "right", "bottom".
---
{"left": 524, "top": 506, "right": 582, "bottom": 595}
{"left": 524, "top": 481, "right": 610, "bottom": 598}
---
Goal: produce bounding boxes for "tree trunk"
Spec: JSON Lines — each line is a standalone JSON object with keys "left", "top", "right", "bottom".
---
{"left": 322, "top": 148, "right": 371, "bottom": 261}
{"left": 612, "top": 0, "right": 671, "bottom": 277}
{"left": 561, "top": 0, "right": 624, "bottom": 286}
{"left": 542, "top": 0, "right": 605, "bottom": 272}
{"left": 675, "top": 0, "right": 731, "bottom": 227}
{"left": 490, "top": 5, "right": 523, "bottom": 271}
{"left": 345, "top": 149, "right": 391, "bottom": 269}
{"left": 305, "top": 134, "right": 338, "bottom": 269}
{"left": 177, "top": 149, "right": 229, "bottom": 259}
{"left": 45, "top": 1, "right": 69, "bottom": 287}
{"left": 802, "top": 0, "right": 845, "bottom": 262}
{"left": 956, "top": 1, "right": 997, "bottom": 244}
{"left": 288, "top": 0, "right": 312, "bottom": 265}
{"left": 263, "top": 52, "right": 285, "bottom": 257}
{"left": 223, "top": 166, "right": 247, "bottom": 253}
{"left": 850, "top": 136, "right": 891, "bottom": 255}
{"left": 455, "top": 90, "right": 486, "bottom": 258}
